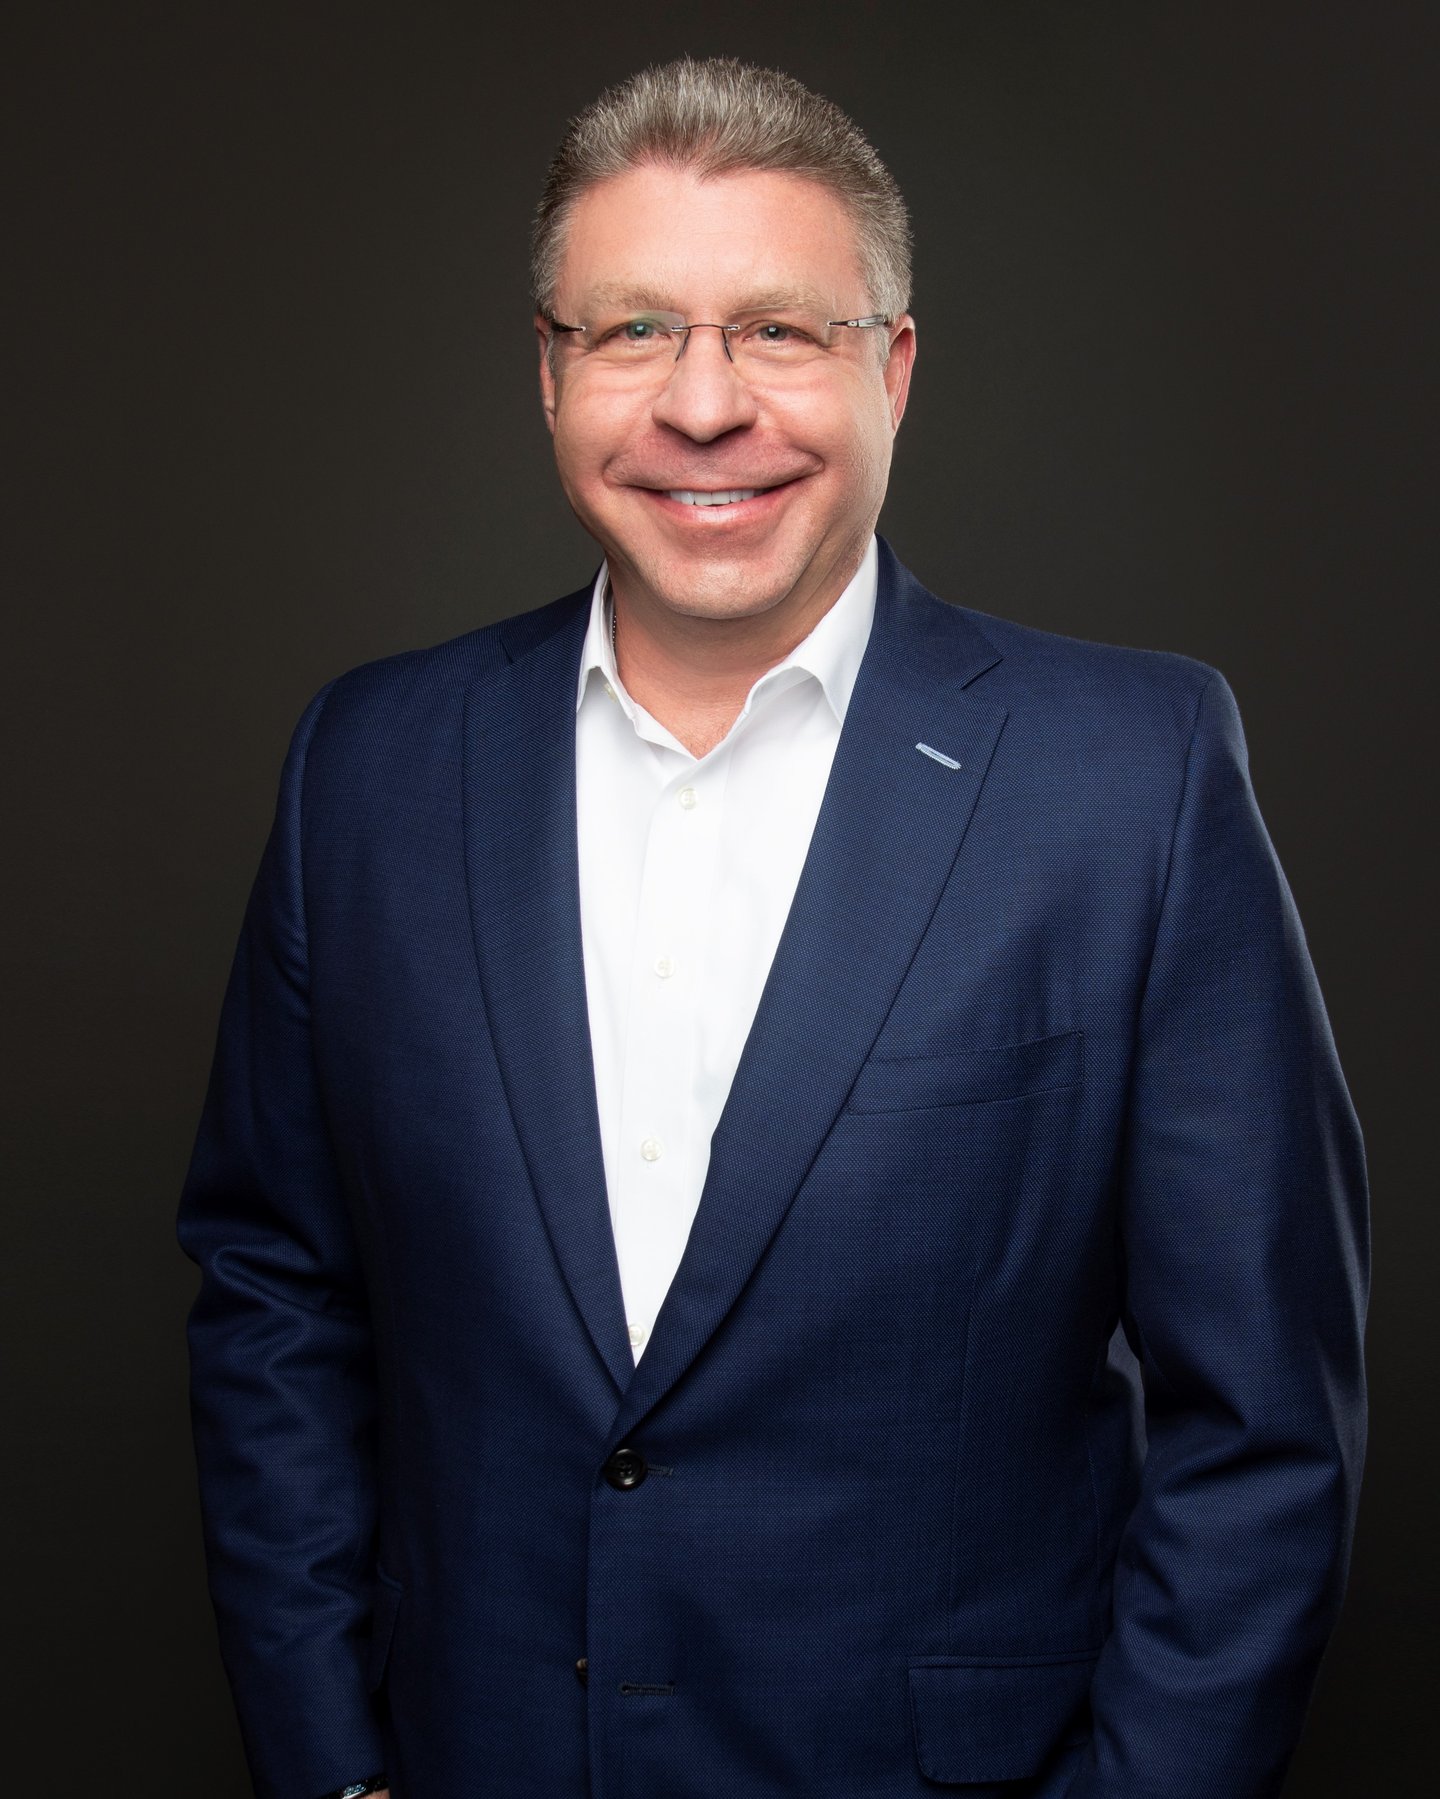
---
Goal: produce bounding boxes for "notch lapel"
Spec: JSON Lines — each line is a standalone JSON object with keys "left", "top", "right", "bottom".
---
{"left": 607, "top": 547, "right": 1008, "bottom": 1448}
{"left": 462, "top": 594, "right": 635, "bottom": 1394}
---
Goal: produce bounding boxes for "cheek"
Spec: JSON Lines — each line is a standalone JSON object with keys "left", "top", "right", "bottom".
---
{"left": 820, "top": 424, "right": 890, "bottom": 496}
{"left": 787, "top": 391, "right": 892, "bottom": 486}
{"left": 553, "top": 391, "right": 622, "bottom": 480}
{"left": 552, "top": 411, "right": 593, "bottom": 482}
{"left": 846, "top": 401, "right": 898, "bottom": 488}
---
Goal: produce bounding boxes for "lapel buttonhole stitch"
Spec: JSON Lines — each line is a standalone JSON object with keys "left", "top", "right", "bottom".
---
{"left": 915, "top": 742, "right": 962, "bottom": 771}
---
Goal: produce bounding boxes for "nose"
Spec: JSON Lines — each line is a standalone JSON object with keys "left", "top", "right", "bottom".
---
{"left": 649, "top": 325, "right": 759, "bottom": 443}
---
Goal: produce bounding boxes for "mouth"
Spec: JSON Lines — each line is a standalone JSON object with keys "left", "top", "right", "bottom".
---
{"left": 637, "top": 480, "right": 799, "bottom": 527}
{"left": 626, "top": 471, "right": 802, "bottom": 525}
{"left": 663, "top": 487, "right": 772, "bottom": 507}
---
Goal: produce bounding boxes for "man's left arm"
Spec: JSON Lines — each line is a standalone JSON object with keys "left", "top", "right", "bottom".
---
{"left": 1072, "top": 670, "right": 1370, "bottom": 1799}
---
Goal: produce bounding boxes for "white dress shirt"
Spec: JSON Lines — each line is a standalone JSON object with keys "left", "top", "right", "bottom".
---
{"left": 574, "top": 537, "right": 878, "bottom": 1362}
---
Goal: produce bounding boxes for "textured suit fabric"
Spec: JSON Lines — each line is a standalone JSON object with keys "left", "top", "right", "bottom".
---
{"left": 179, "top": 541, "right": 1368, "bottom": 1799}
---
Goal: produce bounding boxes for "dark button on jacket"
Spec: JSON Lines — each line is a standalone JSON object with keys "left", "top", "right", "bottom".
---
{"left": 603, "top": 1447, "right": 648, "bottom": 1490}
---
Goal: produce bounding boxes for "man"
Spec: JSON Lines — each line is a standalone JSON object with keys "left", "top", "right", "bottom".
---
{"left": 180, "top": 57, "right": 1368, "bottom": 1799}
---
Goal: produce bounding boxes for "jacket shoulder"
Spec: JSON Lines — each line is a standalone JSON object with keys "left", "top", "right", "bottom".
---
{"left": 933, "top": 597, "right": 1230, "bottom": 763}
{"left": 300, "top": 584, "right": 592, "bottom": 744}
{"left": 961, "top": 602, "right": 1219, "bottom": 706}
{"left": 882, "top": 545, "right": 1223, "bottom": 732}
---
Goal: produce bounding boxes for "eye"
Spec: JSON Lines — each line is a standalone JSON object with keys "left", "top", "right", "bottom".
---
{"left": 596, "top": 316, "right": 675, "bottom": 350}
{"left": 738, "top": 318, "right": 823, "bottom": 355}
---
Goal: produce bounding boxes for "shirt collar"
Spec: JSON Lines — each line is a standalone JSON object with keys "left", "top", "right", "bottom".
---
{"left": 575, "top": 534, "right": 878, "bottom": 727}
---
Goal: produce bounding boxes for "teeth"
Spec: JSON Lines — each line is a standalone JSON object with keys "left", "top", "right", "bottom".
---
{"left": 666, "top": 488, "right": 763, "bottom": 506}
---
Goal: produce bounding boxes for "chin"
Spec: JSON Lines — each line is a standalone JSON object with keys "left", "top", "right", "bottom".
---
{"left": 637, "top": 546, "right": 812, "bottom": 621}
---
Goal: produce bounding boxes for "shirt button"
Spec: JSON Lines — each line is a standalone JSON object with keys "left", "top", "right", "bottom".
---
{"left": 677, "top": 786, "right": 699, "bottom": 810}
{"left": 640, "top": 1136, "right": 663, "bottom": 1162}
{"left": 627, "top": 1322, "right": 646, "bottom": 1348}
{"left": 604, "top": 682, "right": 617, "bottom": 700}
{"left": 653, "top": 955, "right": 676, "bottom": 979}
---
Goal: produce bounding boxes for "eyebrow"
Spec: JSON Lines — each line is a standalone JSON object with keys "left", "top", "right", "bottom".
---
{"left": 572, "top": 281, "right": 835, "bottom": 317}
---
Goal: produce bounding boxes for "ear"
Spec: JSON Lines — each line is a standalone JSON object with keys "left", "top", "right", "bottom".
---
{"left": 535, "top": 314, "right": 558, "bottom": 436}
{"left": 882, "top": 314, "right": 917, "bottom": 432}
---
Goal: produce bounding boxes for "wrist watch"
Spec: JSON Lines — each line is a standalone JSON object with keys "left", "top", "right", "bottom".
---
{"left": 320, "top": 1779, "right": 387, "bottom": 1798}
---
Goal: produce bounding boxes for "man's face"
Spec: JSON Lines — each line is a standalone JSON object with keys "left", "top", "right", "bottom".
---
{"left": 537, "top": 163, "right": 915, "bottom": 630}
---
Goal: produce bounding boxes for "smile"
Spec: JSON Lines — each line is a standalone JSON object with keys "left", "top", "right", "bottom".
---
{"left": 664, "top": 488, "right": 771, "bottom": 506}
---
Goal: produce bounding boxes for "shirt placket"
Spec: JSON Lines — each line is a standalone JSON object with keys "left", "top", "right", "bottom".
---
{"left": 613, "top": 745, "right": 731, "bottom": 1358}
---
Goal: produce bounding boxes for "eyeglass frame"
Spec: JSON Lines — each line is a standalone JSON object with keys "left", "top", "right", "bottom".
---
{"left": 543, "top": 310, "right": 893, "bottom": 365}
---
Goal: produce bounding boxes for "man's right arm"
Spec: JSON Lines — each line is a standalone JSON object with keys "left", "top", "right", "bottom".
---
{"left": 179, "top": 684, "right": 387, "bottom": 1799}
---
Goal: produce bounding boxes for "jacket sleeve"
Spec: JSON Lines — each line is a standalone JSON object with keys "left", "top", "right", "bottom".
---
{"left": 178, "top": 683, "right": 386, "bottom": 1799}
{"left": 1070, "top": 671, "right": 1370, "bottom": 1799}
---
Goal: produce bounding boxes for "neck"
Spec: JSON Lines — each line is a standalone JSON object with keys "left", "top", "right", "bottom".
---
{"left": 607, "top": 542, "right": 867, "bottom": 754}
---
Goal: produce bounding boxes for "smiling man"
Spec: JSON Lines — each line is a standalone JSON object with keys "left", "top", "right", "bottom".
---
{"left": 180, "top": 58, "right": 1368, "bottom": 1799}
{"left": 537, "top": 156, "right": 912, "bottom": 760}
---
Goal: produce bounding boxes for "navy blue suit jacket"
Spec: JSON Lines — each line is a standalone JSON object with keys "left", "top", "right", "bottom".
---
{"left": 180, "top": 542, "right": 1368, "bottom": 1799}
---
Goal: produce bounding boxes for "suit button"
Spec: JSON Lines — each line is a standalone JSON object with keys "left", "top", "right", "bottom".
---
{"left": 604, "top": 1446, "right": 648, "bottom": 1490}
{"left": 575, "top": 1657, "right": 588, "bottom": 1686}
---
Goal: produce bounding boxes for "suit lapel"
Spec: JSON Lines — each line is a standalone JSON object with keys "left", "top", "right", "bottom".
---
{"left": 606, "top": 545, "right": 1007, "bottom": 1448}
{"left": 462, "top": 592, "right": 636, "bottom": 1394}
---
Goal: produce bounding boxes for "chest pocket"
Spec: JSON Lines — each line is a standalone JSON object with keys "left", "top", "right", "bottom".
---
{"left": 844, "top": 1029, "right": 1082, "bottom": 1116}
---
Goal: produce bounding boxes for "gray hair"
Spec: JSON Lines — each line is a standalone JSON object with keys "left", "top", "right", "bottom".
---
{"left": 531, "top": 57, "right": 912, "bottom": 322}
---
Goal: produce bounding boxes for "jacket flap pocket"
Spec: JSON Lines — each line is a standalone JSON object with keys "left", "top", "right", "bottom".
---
{"left": 908, "top": 1652, "right": 1097, "bottom": 1785}
{"left": 366, "top": 1569, "right": 403, "bottom": 1692}
{"left": 847, "top": 1030, "right": 1082, "bottom": 1115}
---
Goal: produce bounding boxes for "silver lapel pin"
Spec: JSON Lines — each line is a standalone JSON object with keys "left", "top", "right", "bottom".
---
{"left": 915, "top": 742, "right": 962, "bottom": 770}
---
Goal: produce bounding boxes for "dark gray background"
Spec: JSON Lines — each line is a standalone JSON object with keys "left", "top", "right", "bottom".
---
{"left": 7, "top": 2, "right": 1435, "bottom": 1791}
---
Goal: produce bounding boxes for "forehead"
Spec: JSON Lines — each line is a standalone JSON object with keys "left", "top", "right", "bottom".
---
{"left": 554, "top": 164, "right": 868, "bottom": 312}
